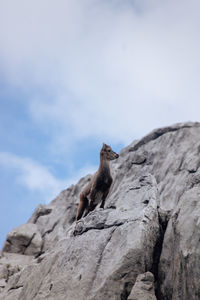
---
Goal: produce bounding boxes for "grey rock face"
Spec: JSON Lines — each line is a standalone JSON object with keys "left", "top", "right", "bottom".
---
{"left": 1, "top": 122, "right": 200, "bottom": 300}
{"left": 128, "top": 272, "right": 156, "bottom": 300}
{"left": 158, "top": 187, "right": 200, "bottom": 300}
{"left": 2, "top": 224, "right": 42, "bottom": 256}
{"left": 0, "top": 174, "right": 160, "bottom": 300}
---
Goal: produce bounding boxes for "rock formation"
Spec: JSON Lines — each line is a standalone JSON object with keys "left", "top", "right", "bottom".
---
{"left": 128, "top": 272, "right": 156, "bottom": 300}
{"left": 1, "top": 122, "right": 200, "bottom": 299}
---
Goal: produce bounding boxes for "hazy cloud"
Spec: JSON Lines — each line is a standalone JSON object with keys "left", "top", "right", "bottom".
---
{"left": 0, "top": 152, "right": 96, "bottom": 202}
{"left": 0, "top": 152, "right": 66, "bottom": 201}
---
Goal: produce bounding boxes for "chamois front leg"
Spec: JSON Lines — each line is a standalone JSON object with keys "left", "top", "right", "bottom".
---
{"left": 100, "top": 189, "right": 110, "bottom": 209}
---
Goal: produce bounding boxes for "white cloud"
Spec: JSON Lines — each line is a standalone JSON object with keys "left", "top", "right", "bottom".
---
{"left": 0, "top": 152, "right": 65, "bottom": 202}
{"left": 0, "top": 152, "right": 96, "bottom": 202}
{"left": 1, "top": 0, "right": 200, "bottom": 149}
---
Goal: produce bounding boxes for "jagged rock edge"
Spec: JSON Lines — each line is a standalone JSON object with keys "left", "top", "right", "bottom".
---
{"left": 130, "top": 123, "right": 200, "bottom": 151}
{"left": 74, "top": 217, "right": 141, "bottom": 236}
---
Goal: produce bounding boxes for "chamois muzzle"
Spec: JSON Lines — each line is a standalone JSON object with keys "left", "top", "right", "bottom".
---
{"left": 110, "top": 152, "right": 119, "bottom": 160}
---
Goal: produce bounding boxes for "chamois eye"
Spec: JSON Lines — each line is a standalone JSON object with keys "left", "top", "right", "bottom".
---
{"left": 107, "top": 149, "right": 111, "bottom": 152}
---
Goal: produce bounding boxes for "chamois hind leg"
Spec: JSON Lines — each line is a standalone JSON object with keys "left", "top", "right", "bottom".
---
{"left": 73, "top": 194, "right": 89, "bottom": 235}
{"left": 76, "top": 193, "right": 89, "bottom": 221}
{"left": 83, "top": 201, "right": 98, "bottom": 217}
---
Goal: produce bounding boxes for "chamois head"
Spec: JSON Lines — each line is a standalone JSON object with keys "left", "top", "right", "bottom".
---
{"left": 101, "top": 143, "right": 119, "bottom": 160}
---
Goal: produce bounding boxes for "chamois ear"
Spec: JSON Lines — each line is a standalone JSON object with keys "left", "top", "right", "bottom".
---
{"left": 101, "top": 143, "right": 107, "bottom": 152}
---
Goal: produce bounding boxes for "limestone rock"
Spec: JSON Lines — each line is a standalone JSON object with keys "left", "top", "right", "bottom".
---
{"left": 2, "top": 224, "right": 42, "bottom": 256}
{"left": 128, "top": 272, "right": 156, "bottom": 300}
{"left": 158, "top": 187, "right": 200, "bottom": 300}
{"left": 1, "top": 122, "right": 200, "bottom": 299}
{"left": 0, "top": 174, "right": 160, "bottom": 300}
{"left": 0, "top": 252, "right": 35, "bottom": 295}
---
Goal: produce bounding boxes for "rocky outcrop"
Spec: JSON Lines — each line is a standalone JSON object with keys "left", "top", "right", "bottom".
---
{"left": 2, "top": 224, "right": 42, "bottom": 256}
{"left": 128, "top": 272, "right": 156, "bottom": 300}
{"left": 1, "top": 122, "right": 200, "bottom": 299}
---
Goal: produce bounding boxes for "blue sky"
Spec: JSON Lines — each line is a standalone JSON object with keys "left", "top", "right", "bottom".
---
{"left": 1, "top": 0, "right": 200, "bottom": 248}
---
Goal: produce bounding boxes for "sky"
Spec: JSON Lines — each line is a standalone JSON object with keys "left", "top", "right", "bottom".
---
{"left": 0, "top": 0, "right": 200, "bottom": 248}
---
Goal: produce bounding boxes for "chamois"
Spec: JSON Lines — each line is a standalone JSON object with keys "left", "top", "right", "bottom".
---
{"left": 75, "top": 143, "right": 119, "bottom": 222}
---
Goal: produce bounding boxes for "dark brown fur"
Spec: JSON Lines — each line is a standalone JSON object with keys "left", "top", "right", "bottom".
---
{"left": 76, "top": 143, "right": 119, "bottom": 222}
